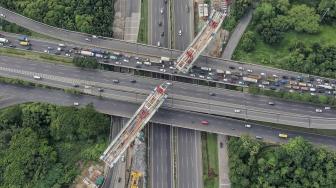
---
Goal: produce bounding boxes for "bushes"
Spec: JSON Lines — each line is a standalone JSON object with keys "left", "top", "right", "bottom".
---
{"left": 72, "top": 56, "right": 98, "bottom": 69}
{"left": 240, "top": 31, "right": 256, "bottom": 52}
{"left": 228, "top": 136, "right": 336, "bottom": 187}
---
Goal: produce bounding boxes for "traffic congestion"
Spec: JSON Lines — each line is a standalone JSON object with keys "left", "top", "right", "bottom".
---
{"left": 1, "top": 33, "right": 336, "bottom": 101}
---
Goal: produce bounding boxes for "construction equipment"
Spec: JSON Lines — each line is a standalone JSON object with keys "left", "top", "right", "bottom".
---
{"left": 130, "top": 171, "right": 142, "bottom": 188}
{"left": 100, "top": 82, "right": 170, "bottom": 167}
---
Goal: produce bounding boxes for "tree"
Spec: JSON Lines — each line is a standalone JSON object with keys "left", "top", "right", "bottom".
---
{"left": 232, "top": 0, "right": 253, "bottom": 19}
{"left": 287, "top": 5, "right": 320, "bottom": 34}
{"left": 1, "top": 128, "right": 56, "bottom": 187}
{"left": 240, "top": 31, "right": 256, "bottom": 52}
{"left": 318, "top": 0, "right": 336, "bottom": 23}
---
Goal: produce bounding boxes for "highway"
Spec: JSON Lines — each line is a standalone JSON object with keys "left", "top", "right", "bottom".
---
{"left": 1, "top": 83, "right": 336, "bottom": 150}
{"left": 173, "top": 0, "right": 193, "bottom": 50}
{"left": 176, "top": 128, "right": 203, "bottom": 188}
{"left": 2, "top": 6, "right": 336, "bottom": 87}
{"left": 149, "top": 0, "right": 169, "bottom": 47}
{"left": 150, "top": 124, "right": 173, "bottom": 188}
{"left": 0, "top": 56, "right": 335, "bottom": 128}
{"left": 2, "top": 31, "right": 335, "bottom": 98}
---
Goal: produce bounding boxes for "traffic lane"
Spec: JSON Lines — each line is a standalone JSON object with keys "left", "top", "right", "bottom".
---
{"left": 0, "top": 83, "right": 336, "bottom": 149}
{"left": 0, "top": 56, "right": 334, "bottom": 119}
{"left": 2, "top": 31, "right": 336, "bottom": 88}
{"left": 151, "top": 0, "right": 168, "bottom": 47}
{"left": 151, "top": 124, "right": 172, "bottom": 188}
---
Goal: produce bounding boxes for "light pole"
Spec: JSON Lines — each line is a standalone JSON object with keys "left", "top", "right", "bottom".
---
{"left": 321, "top": 8, "right": 330, "bottom": 22}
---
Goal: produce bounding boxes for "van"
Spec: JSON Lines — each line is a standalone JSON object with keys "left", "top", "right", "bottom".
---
{"left": 245, "top": 124, "right": 251, "bottom": 128}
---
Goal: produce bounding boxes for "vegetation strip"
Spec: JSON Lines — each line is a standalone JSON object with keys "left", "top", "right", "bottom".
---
{"left": 202, "top": 132, "right": 219, "bottom": 188}
{"left": 138, "top": 0, "right": 149, "bottom": 43}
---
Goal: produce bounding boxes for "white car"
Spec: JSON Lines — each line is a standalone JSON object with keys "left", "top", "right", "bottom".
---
{"left": 238, "top": 66, "right": 244, "bottom": 70}
{"left": 159, "top": 68, "right": 166, "bottom": 72}
{"left": 315, "top": 108, "right": 323, "bottom": 113}
{"left": 325, "top": 106, "right": 331, "bottom": 110}
{"left": 115, "top": 61, "right": 121, "bottom": 65}
{"left": 160, "top": 8, "right": 164, "bottom": 14}
{"left": 73, "top": 102, "right": 79, "bottom": 106}
{"left": 169, "top": 66, "right": 176, "bottom": 70}
{"left": 136, "top": 61, "right": 143, "bottom": 65}
{"left": 245, "top": 124, "right": 251, "bottom": 128}
{"left": 178, "top": 29, "right": 182, "bottom": 36}
{"left": 223, "top": 78, "right": 228, "bottom": 82}
{"left": 92, "top": 35, "right": 98, "bottom": 38}
{"left": 0, "top": 13, "right": 5, "bottom": 18}
{"left": 247, "top": 69, "right": 253, "bottom": 73}
{"left": 33, "top": 75, "right": 41, "bottom": 80}
{"left": 157, "top": 41, "right": 161, "bottom": 47}
{"left": 65, "top": 53, "right": 71, "bottom": 57}
{"left": 260, "top": 72, "right": 266, "bottom": 76}
{"left": 199, "top": 75, "right": 205, "bottom": 79}
{"left": 123, "top": 59, "right": 129, "bottom": 62}
{"left": 189, "top": 74, "right": 196, "bottom": 77}
{"left": 234, "top": 109, "right": 241, "bottom": 113}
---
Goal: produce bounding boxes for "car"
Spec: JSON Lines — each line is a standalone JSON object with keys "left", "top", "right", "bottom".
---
{"left": 229, "top": 66, "right": 235, "bottom": 70}
{"left": 157, "top": 41, "right": 161, "bottom": 47}
{"left": 201, "top": 120, "right": 209, "bottom": 125}
{"left": 199, "top": 75, "right": 205, "bottom": 79}
{"left": 160, "top": 8, "right": 164, "bottom": 14}
{"left": 279, "top": 133, "right": 288, "bottom": 139}
{"left": 33, "top": 75, "right": 41, "bottom": 80}
{"left": 207, "top": 76, "right": 212, "bottom": 80}
{"left": 0, "top": 13, "right": 6, "bottom": 18}
{"left": 324, "top": 106, "right": 331, "bottom": 110}
{"left": 234, "top": 109, "right": 241, "bottom": 113}
{"left": 115, "top": 61, "right": 121, "bottom": 65}
{"left": 84, "top": 85, "right": 91, "bottom": 89}
{"left": 247, "top": 69, "right": 253, "bottom": 73}
{"left": 130, "top": 79, "right": 136, "bottom": 83}
{"left": 54, "top": 51, "right": 61, "bottom": 55}
{"left": 220, "top": 142, "right": 223, "bottom": 148}
{"left": 189, "top": 73, "right": 196, "bottom": 77}
{"left": 85, "top": 38, "right": 91, "bottom": 42}
{"left": 169, "top": 66, "right": 176, "bottom": 70}
{"left": 136, "top": 61, "right": 143, "bottom": 65}
{"left": 123, "top": 59, "right": 129, "bottom": 63}
{"left": 9, "top": 44, "right": 16, "bottom": 48}
{"left": 159, "top": 68, "right": 166, "bottom": 72}
{"left": 92, "top": 35, "right": 98, "bottom": 39}
{"left": 98, "top": 88, "right": 104, "bottom": 92}
{"left": 73, "top": 102, "right": 79, "bottom": 106}
{"left": 238, "top": 66, "right": 244, "bottom": 70}
{"left": 223, "top": 78, "right": 228, "bottom": 82}
{"left": 178, "top": 29, "right": 182, "bottom": 36}
{"left": 186, "top": 5, "right": 190, "bottom": 12}
{"left": 245, "top": 124, "right": 251, "bottom": 128}
{"left": 255, "top": 136, "right": 263, "bottom": 140}
{"left": 47, "top": 46, "right": 53, "bottom": 50}
{"left": 209, "top": 92, "right": 216, "bottom": 96}
{"left": 121, "top": 155, "right": 125, "bottom": 162}
{"left": 268, "top": 101, "right": 275, "bottom": 105}
{"left": 26, "top": 46, "right": 32, "bottom": 50}
{"left": 118, "top": 178, "right": 122, "bottom": 183}
{"left": 315, "top": 108, "right": 323, "bottom": 113}
{"left": 65, "top": 53, "right": 71, "bottom": 57}
{"left": 73, "top": 84, "right": 79, "bottom": 87}
{"left": 260, "top": 72, "right": 266, "bottom": 76}
{"left": 113, "top": 79, "right": 119, "bottom": 83}
{"left": 135, "top": 65, "right": 141, "bottom": 68}
{"left": 164, "top": 0, "right": 167, "bottom": 3}
{"left": 161, "top": 32, "right": 164, "bottom": 37}
{"left": 158, "top": 21, "right": 162, "bottom": 26}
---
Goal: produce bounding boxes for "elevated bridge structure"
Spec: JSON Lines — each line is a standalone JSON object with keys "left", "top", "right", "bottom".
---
{"left": 175, "top": 10, "right": 226, "bottom": 73}
{"left": 100, "top": 82, "right": 170, "bottom": 167}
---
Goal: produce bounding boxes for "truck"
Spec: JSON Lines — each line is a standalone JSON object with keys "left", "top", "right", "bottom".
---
{"left": 95, "top": 53, "right": 103, "bottom": 58}
{"left": 225, "top": 70, "right": 231, "bottom": 75}
{"left": 19, "top": 41, "right": 30, "bottom": 46}
{"left": 317, "top": 84, "right": 333, "bottom": 90}
{"left": 0, "top": 38, "right": 9, "bottom": 44}
{"left": 161, "top": 56, "right": 170, "bottom": 62}
{"left": 243, "top": 74, "right": 261, "bottom": 83}
{"left": 18, "top": 35, "right": 28, "bottom": 41}
{"left": 80, "top": 50, "right": 94, "bottom": 57}
{"left": 216, "top": 69, "right": 224, "bottom": 78}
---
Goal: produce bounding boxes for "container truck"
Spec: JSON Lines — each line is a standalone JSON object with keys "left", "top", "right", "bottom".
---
{"left": 80, "top": 50, "right": 94, "bottom": 57}
{"left": 0, "top": 38, "right": 9, "bottom": 44}
{"left": 19, "top": 41, "right": 30, "bottom": 46}
{"left": 161, "top": 56, "right": 170, "bottom": 61}
{"left": 243, "top": 75, "right": 261, "bottom": 83}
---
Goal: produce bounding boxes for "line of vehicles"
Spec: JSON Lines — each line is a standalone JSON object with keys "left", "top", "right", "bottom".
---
{"left": 1, "top": 34, "right": 336, "bottom": 100}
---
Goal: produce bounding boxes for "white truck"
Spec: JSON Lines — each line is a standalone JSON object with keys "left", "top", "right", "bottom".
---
{"left": 80, "top": 50, "right": 94, "bottom": 57}
{"left": 0, "top": 38, "right": 9, "bottom": 44}
{"left": 161, "top": 56, "right": 170, "bottom": 62}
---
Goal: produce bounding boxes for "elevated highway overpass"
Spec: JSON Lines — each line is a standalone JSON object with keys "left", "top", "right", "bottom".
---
{"left": 0, "top": 56, "right": 335, "bottom": 129}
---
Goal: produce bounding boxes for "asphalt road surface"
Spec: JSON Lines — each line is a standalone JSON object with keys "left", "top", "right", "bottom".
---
{"left": 150, "top": 124, "right": 173, "bottom": 188}
{"left": 0, "top": 56, "right": 335, "bottom": 129}
{"left": 173, "top": 0, "right": 193, "bottom": 50}
{"left": 176, "top": 128, "right": 203, "bottom": 188}
{"left": 149, "top": 0, "right": 169, "bottom": 47}
{"left": 1, "top": 83, "right": 336, "bottom": 150}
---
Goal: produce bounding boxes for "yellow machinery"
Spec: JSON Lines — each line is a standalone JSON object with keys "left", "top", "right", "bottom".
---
{"left": 130, "top": 171, "right": 142, "bottom": 188}
{"left": 279, "top": 133, "right": 288, "bottom": 139}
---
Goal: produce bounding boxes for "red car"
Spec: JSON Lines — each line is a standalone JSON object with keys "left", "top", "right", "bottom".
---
{"left": 201, "top": 120, "right": 209, "bottom": 125}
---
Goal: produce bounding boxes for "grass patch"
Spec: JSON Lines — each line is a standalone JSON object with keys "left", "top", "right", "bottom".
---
{"left": 0, "top": 47, "right": 72, "bottom": 64}
{"left": 202, "top": 132, "right": 219, "bottom": 188}
{"left": 138, "top": 0, "right": 148, "bottom": 43}
{"left": 233, "top": 25, "right": 336, "bottom": 66}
